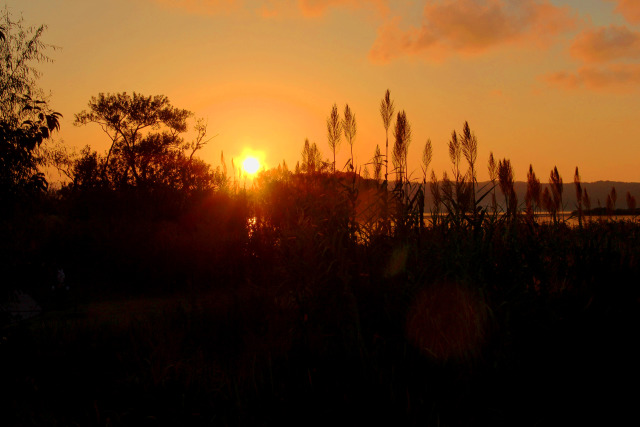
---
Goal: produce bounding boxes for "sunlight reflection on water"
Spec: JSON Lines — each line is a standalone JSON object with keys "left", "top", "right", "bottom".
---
{"left": 247, "top": 216, "right": 257, "bottom": 238}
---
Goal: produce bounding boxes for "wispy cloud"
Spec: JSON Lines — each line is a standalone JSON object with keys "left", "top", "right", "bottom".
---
{"left": 546, "top": 2, "right": 640, "bottom": 92}
{"left": 151, "top": 0, "right": 240, "bottom": 15}
{"left": 544, "top": 63, "right": 640, "bottom": 91}
{"left": 369, "top": 0, "right": 576, "bottom": 63}
{"left": 150, "top": 0, "right": 387, "bottom": 18}
{"left": 296, "top": 0, "right": 388, "bottom": 18}
{"left": 608, "top": 0, "right": 640, "bottom": 24}
{"left": 571, "top": 25, "right": 640, "bottom": 63}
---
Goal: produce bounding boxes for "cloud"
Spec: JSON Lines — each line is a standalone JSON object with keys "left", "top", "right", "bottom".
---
{"left": 257, "top": 1, "right": 387, "bottom": 18}
{"left": 547, "top": 20, "right": 640, "bottom": 91}
{"left": 150, "top": 0, "right": 240, "bottom": 14}
{"left": 296, "top": 0, "right": 388, "bottom": 18}
{"left": 544, "top": 64, "right": 640, "bottom": 91}
{"left": 151, "top": 0, "right": 387, "bottom": 18}
{"left": 609, "top": 0, "right": 640, "bottom": 24}
{"left": 369, "top": 0, "right": 576, "bottom": 63}
{"left": 571, "top": 25, "right": 640, "bottom": 63}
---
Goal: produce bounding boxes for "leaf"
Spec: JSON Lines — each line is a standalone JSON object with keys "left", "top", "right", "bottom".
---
{"left": 46, "top": 113, "right": 61, "bottom": 132}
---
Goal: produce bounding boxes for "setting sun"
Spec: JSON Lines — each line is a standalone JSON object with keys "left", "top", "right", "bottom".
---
{"left": 242, "top": 156, "right": 260, "bottom": 175}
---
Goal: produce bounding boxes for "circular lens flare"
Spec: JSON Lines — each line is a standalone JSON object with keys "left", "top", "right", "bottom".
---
{"left": 242, "top": 156, "right": 260, "bottom": 174}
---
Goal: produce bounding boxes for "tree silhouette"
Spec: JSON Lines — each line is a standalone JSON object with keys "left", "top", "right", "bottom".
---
{"left": 74, "top": 93, "right": 192, "bottom": 185}
{"left": 326, "top": 103, "right": 341, "bottom": 173}
{"left": 74, "top": 93, "right": 219, "bottom": 192}
{"left": 0, "top": 9, "right": 61, "bottom": 205}
{"left": 0, "top": 101, "right": 61, "bottom": 202}
{"left": 0, "top": 8, "right": 57, "bottom": 125}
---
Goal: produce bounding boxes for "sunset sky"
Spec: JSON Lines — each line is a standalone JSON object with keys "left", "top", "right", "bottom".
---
{"left": 7, "top": 0, "right": 640, "bottom": 182}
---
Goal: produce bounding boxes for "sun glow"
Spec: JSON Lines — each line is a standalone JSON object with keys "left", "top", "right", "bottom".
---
{"left": 242, "top": 156, "right": 260, "bottom": 175}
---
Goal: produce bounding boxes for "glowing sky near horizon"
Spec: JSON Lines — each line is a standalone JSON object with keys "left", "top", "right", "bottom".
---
{"left": 7, "top": 0, "right": 640, "bottom": 182}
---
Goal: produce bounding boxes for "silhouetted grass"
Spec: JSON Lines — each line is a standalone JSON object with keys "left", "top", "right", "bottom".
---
{"left": 2, "top": 173, "right": 639, "bottom": 426}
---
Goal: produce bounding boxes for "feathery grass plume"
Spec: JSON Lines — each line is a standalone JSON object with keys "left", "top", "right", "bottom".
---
{"left": 393, "top": 110, "right": 411, "bottom": 183}
{"left": 461, "top": 121, "right": 478, "bottom": 185}
{"left": 449, "top": 131, "right": 461, "bottom": 181}
{"left": 488, "top": 152, "right": 497, "bottom": 183}
{"left": 498, "top": 158, "right": 516, "bottom": 219}
{"left": 490, "top": 191, "right": 498, "bottom": 217}
{"left": 422, "top": 139, "right": 433, "bottom": 224}
{"left": 549, "top": 167, "right": 563, "bottom": 222}
{"left": 430, "top": 169, "right": 441, "bottom": 222}
{"left": 342, "top": 104, "right": 357, "bottom": 172}
{"left": 221, "top": 150, "right": 227, "bottom": 179}
{"left": 574, "top": 167, "right": 583, "bottom": 227}
{"left": 441, "top": 171, "right": 453, "bottom": 211}
{"left": 542, "top": 187, "right": 555, "bottom": 221}
{"left": 301, "top": 138, "right": 323, "bottom": 174}
{"left": 448, "top": 130, "right": 471, "bottom": 218}
{"left": 231, "top": 157, "right": 237, "bottom": 192}
{"left": 422, "top": 138, "right": 433, "bottom": 181}
{"left": 526, "top": 165, "right": 541, "bottom": 222}
{"left": 363, "top": 165, "right": 370, "bottom": 179}
{"left": 606, "top": 194, "right": 614, "bottom": 216}
{"left": 380, "top": 89, "right": 395, "bottom": 182}
{"left": 610, "top": 186, "right": 617, "bottom": 210}
{"left": 373, "top": 144, "right": 382, "bottom": 182}
{"left": 326, "top": 103, "right": 342, "bottom": 173}
{"left": 488, "top": 152, "right": 497, "bottom": 215}
{"left": 583, "top": 188, "right": 591, "bottom": 221}
{"left": 626, "top": 191, "right": 637, "bottom": 212}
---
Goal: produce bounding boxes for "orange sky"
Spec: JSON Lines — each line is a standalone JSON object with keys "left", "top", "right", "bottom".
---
{"left": 7, "top": 0, "right": 640, "bottom": 182}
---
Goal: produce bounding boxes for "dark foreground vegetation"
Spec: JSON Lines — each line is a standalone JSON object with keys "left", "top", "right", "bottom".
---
{"left": 2, "top": 174, "right": 640, "bottom": 426}
{"left": 2, "top": 11, "right": 640, "bottom": 426}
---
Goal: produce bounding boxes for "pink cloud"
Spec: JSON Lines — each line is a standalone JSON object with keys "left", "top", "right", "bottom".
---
{"left": 571, "top": 25, "right": 640, "bottom": 63}
{"left": 609, "top": 0, "right": 640, "bottom": 24}
{"left": 369, "top": 0, "right": 576, "bottom": 63}
{"left": 544, "top": 64, "right": 640, "bottom": 91}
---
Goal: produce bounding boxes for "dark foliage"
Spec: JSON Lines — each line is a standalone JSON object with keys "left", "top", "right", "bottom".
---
{"left": 3, "top": 169, "right": 639, "bottom": 426}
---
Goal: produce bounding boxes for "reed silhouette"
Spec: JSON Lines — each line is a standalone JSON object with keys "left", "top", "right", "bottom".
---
{"left": 326, "top": 103, "right": 341, "bottom": 173}
{"left": 379, "top": 89, "right": 395, "bottom": 183}
{"left": 3, "top": 85, "right": 639, "bottom": 427}
{"left": 342, "top": 104, "right": 357, "bottom": 172}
